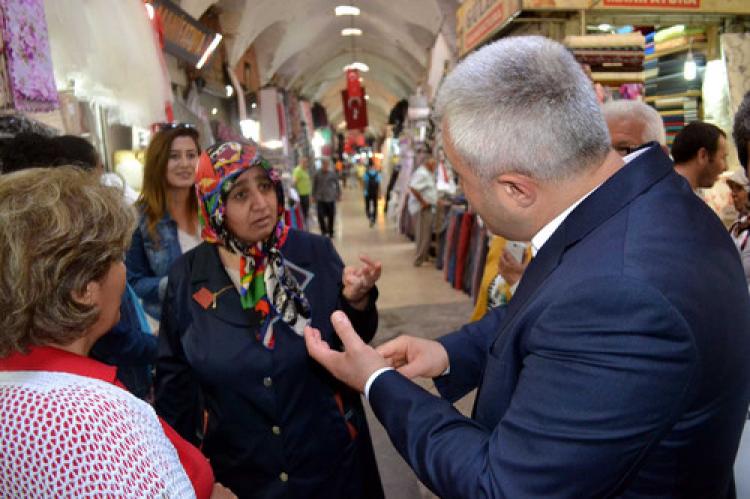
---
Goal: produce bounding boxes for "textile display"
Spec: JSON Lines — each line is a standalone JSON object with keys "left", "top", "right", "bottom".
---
{"left": 43, "top": 0, "right": 170, "bottom": 127}
{"left": 721, "top": 33, "right": 750, "bottom": 114}
{"left": 437, "top": 206, "right": 490, "bottom": 303}
{"left": 645, "top": 27, "right": 707, "bottom": 145}
{"left": 565, "top": 33, "right": 645, "bottom": 97}
{"left": 1, "top": 0, "right": 58, "bottom": 112}
{"left": 454, "top": 213, "right": 475, "bottom": 291}
{"left": 470, "top": 229, "right": 489, "bottom": 299}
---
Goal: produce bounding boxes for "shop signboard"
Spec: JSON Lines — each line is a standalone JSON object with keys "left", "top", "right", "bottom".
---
{"left": 341, "top": 86, "right": 369, "bottom": 130}
{"left": 594, "top": 0, "right": 748, "bottom": 11}
{"left": 153, "top": 0, "right": 219, "bottom": 67}
{"left": 457, "top": 0, "right": 522, "bottom": 57}
{"left": 602, "top": 0, "right": 699, "bottom": 7}
{"left": 519, "top": 0, "right": 745, "bottom": 11}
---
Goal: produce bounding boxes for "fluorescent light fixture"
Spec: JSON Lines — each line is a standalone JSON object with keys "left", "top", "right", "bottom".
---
{"left": 343, "top": 62, "right": 369, "bottom": 72}
{"left": 341, "top": 28, "right": 362, "bottom": 36}
{"left": 225, "top": 84, "right": 234, "bottom": 97}
{"left": 240, "top": 119, "right": 260, "bottom": 142}
{"left": 683, "top": 51, "right": 697, "bottom": 81}
{"left": 598, "top": 24, "right": 612, "bottom": 31}
{"left": 195, "top": 33, "right": 223, "bottom": 70}
{"left": 335, "top": 5, "right": 360, "bottom": 16}
{"left": 263, "top": 140, "right": 284, "bottom": 149}
{"left": 144, "top": 3, "right": 155, "bottom": 20}
{"left": 211, "top": 107, "right": 218, "bottom": 115}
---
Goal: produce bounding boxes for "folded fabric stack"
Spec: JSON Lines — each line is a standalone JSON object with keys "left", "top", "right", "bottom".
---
{"left": 644, "top": 26, "right": 707, "bottom": 145}
{"left": 565, "top": 33, "right": 646, "bottom": 95}
{"left": 441, "top": 206, "right": 489, "bottom": 301}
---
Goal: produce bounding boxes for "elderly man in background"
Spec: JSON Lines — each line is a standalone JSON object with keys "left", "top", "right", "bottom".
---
{"left": 409, "top": 157, "right": 438, "bottom": 267}
{"left": 672, "top": 121, "right": 728, "bottom": 191}
{"left": 304, "top": 36, "right": 750, "bottom": 498}
{"left": 602, "top": 99, "right": 667, "bottom": 155}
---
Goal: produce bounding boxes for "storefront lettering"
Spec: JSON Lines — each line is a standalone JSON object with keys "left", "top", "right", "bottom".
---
{"left": 602, "top": 0, "right": 699, "bottom": 7}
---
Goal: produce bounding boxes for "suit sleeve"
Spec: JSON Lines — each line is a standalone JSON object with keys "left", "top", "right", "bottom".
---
{"left": 153, "top": 261, "right": 204, "bottom": 446}
{"left": 126, "top": 224, "right": 162, "bottom": 305}
{"left": 369, "top": 276, "right": 697, "bottom": 499}
{"left": 433, "top": 305, "right": 507, "bottom": 402}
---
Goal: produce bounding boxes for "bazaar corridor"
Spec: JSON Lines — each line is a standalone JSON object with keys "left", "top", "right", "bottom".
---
{"left": 2, "top": 0, "right": 750, "bottom": 497}
{"left": 328, "top": 182, "right": 475, "bottom": 499}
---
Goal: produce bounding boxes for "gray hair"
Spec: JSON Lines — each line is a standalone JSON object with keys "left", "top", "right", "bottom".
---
{"left": 602, "top": 100, "right": 666, "bottom": 146}
{"left": 435, "top": 36, "right": 610, "bottom": 182}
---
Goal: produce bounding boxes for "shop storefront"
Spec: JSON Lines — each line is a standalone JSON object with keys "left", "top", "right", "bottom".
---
{"left": 440, "top": 0, "right": 750, "bottom": 305}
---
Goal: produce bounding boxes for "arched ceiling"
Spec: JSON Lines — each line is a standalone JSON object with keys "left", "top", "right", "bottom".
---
{"left": 178, "top": 0, "right": 459, "bottom": 132}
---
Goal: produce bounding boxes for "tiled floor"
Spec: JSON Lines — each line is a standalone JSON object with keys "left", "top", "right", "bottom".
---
{"left": 314, "top": 184, "right": 476, "bottom": 498}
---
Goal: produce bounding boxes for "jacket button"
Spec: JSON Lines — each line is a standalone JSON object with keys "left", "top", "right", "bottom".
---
{"left": 279, "top": 472, "right": 289, "bottom": 482}
{"left": 272, "top": 426, "right": 281, "bottom": 435}
{"left": 263, "top": 377, "right": 273, "bottom": 387}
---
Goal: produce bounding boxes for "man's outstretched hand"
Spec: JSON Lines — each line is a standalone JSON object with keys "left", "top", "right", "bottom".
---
{"left": 376, "top": 335, "right": 450, "bottom": 379}
{"left": 304, "top": 311, "right": 389, "bottom": 393}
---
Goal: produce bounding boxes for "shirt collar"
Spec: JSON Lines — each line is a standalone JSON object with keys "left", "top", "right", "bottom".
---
{"left": 0, "top": 345, "right": 118, "bottom": 384}
{"left": 531, "top": 192, "right": 592, "bottom": 256}
{"left": 531, "top": 149, "right": 646, "bottom": 256}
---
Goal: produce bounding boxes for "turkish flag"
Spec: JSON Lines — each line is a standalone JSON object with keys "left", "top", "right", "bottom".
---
{"left": 346, "top": 69, "right": 363, "bottom": 98}
{"left": 342, "top": 87, "right": 368, "bottom": 130}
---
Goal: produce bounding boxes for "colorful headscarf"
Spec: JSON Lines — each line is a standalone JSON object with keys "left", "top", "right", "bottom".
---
{"left": 196, "top": 141, "right": 311, "bottom": 349}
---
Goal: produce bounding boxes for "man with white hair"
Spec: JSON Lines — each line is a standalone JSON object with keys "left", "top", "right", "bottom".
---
{"left": 602, "top": 99, "right": 667, "bottom": 155}
{"left": 304, "top": 36, "right": 750, "bottom": 498}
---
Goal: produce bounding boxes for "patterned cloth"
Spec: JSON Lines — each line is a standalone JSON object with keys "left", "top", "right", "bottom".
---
{"left": 0, "top": 0, "right": 59, "bottom": 112}
{"left": 195, "top": 141, "right": 311, "bottom": 349}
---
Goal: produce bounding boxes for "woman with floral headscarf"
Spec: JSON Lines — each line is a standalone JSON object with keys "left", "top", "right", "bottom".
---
{"left": 154, "top": 142, "right": 385, "bottom": 499}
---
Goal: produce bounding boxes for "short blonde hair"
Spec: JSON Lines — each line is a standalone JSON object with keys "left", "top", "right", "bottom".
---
{"left": 0, "top": 167, "right": 136, "bottom": 356}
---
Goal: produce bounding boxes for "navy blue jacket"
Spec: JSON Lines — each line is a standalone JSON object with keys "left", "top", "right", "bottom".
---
{"left": 126, "top": 211, "right": 183, "bottom": 320}
{"left": 90, "top": 284, "right": 157, "bottom": 399}
{"left": 155, "top": 229, "right": 384, "bottom": 499}
{"left": 369, "top": 145, "right": 750, "bottom": 498}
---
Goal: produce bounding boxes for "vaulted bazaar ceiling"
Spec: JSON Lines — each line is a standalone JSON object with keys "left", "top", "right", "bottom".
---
{"left": 179, "top": 0, "right": 459, "bottom": 132}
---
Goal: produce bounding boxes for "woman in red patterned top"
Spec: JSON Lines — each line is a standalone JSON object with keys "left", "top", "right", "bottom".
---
{"left": 0, "top": 166, "right": 233, "bottom": 498}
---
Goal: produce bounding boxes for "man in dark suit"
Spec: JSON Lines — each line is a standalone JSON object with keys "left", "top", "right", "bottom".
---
{"left": 304, "top": 36, "right": 750, "bottom": 498}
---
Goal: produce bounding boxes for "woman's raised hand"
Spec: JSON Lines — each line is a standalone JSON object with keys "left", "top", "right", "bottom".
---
{"left": 342, "top": 254, "right": 382, "bottom": 308}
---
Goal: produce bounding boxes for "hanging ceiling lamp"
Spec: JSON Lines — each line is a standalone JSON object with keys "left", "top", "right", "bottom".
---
{"left": 335, "top": 5, "right": 360, "bottom": 16}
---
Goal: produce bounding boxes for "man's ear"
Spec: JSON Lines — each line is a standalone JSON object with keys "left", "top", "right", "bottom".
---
{"left": 71, "top": 280, "right": 98, "bottom": 307}
{"left": 697, "top": 146, "right": 710, "bottom": 165}
{"left": 494, "top": 172, "right": 537, "bottom": 208}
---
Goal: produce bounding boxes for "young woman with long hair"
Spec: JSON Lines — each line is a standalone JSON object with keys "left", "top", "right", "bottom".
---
{"left": 126, "top": 124, "right": 201, "bottom": 320}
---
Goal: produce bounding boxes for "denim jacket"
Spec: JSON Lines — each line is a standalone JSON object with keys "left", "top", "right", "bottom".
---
{"left": 126, "top": 211, "right": 182, "bottom": 320}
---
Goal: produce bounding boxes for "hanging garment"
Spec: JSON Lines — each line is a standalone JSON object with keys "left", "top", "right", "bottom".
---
{"left": 1, "top": 0, "right": 58, "bottom": 112}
